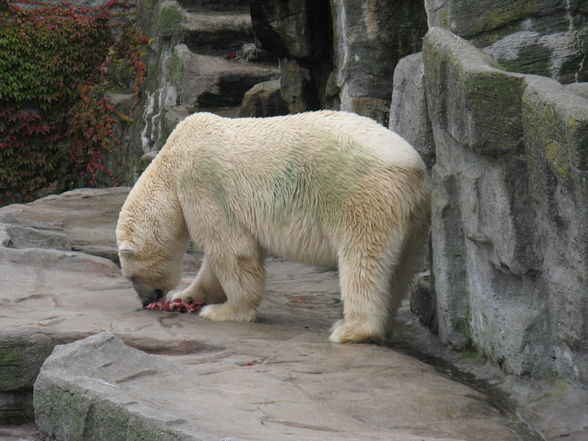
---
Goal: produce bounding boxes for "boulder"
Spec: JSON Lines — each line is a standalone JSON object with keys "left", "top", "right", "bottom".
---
{"left": 423, "top": 28, "right": 526, "bottom": 155}
{"left": 412, "top": 29, "right": 588, "bottom": 438}
{"left": 239, "top": 79, "right": 288, "bottom": 117}
{"left": 134, "top": 0, "right": 279, "bottom": 155}
{"left": 250, "top": 0, "right": 429, "bottom": 120}
{"left": 521, "top": 75, "right": 588, "bottom": 383}
{"left": 34, "top": 333, "right": 220, "bottom": 441}
{"left": 0, "top": 246, "right": 117, "bottom": 423}
{"left": 278, "top": 57, "right": 319, "bottom": 113}
{"left": 0, "top": 327, "right": 83, "bottom": 424}
{"left": 250, "top": 0, "right": 334, "bottom": 113}
{"left": 0, "top": 328, "right": 86, "bottom": 394}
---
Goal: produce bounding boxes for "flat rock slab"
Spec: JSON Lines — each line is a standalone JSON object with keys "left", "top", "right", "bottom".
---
{"left": 1, "top": 188, "right": 525, "bottom": 440}
{"left": 35, "top": 333, "right": 519, "bottom": 441}
{"left": 0, "top": 188, "right": 130, "bottom": 262}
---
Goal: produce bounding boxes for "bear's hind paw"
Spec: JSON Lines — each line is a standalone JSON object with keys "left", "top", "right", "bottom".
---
{"left": 199, "top": 304, "right": 256, "bottom": 322}
{"left": 329, "top": 319, "right": 385, "bottom": 344}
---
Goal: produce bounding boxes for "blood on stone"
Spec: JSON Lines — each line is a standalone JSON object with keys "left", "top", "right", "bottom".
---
{"left": 143, "top": 298, "right": 206, "bottom": 313}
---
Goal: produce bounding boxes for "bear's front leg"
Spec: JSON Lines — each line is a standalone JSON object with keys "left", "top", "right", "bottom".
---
{"left": 198, "top": 251, "right": 265, "bottom": 322}
{"left": 171, "top": 256, "right": 227, "bottom": 304}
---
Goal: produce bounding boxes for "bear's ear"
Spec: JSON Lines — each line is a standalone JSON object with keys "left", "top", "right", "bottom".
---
{"left": 118, "top": 241, "right": 137, "bottom": 258}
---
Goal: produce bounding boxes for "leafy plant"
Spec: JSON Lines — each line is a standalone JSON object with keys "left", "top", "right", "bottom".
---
{"left": 0, "top": 0, "right": 147, "bottom": 204}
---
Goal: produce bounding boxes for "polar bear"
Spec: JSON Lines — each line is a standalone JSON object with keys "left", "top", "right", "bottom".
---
{"left": 116, "top": 111, "right": 430, "bottom": 343}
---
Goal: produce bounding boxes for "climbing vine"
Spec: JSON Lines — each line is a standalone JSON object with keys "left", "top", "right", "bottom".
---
{"left": 0, "top": 0, "right": 147, "bottom": 204}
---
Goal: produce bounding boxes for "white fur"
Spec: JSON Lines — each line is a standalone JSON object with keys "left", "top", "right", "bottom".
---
{"left": 116, "top": 111, "right": 431, "bottom": 343}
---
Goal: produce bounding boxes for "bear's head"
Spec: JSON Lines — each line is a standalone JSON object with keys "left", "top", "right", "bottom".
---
{"left": 116, "top": 202, "right": 189, "bottom": 307}
{"left": 117, "top": 240, "right": 184, "bottom": 306}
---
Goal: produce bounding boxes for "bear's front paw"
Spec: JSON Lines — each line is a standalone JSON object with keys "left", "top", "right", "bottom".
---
{"left": 199, "top": 304, "right": 256, "bottom": 322}
{"left": 170, "top": 289, "right": 199, "bottom": 304}
{"left": 329, "top": 319, "right": 385, "bottom": 344}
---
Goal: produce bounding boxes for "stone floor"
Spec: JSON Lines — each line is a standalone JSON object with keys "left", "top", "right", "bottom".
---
{"left": 0, "top": 188, "right": 558, "bottom": 440}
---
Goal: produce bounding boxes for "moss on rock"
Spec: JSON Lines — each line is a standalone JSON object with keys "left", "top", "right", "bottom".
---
{"left": 423, "top": 28, "right": 524, "bottom": 155}
{"left": 168, "top": 51, "right": 184, "bottom": 90}
{"left": 545, "top": 140, "right": 571, "bottom": 177}
{"left": 158, "top": 2, "right": 183, "bottom": 37}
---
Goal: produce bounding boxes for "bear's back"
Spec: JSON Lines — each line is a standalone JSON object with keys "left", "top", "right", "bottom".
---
{"left": 174, "top": 111, "right": 423, "bottom": 171}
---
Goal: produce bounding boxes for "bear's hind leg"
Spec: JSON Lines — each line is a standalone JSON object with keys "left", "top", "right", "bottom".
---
{"left": 171, "top": 256, "right": 227, "bottom": 304}
{"left": 199, "top": 247, "right": 265, "bottom": 322}
{"left": 330, "top": 240, "right": 403, "bottom": 344}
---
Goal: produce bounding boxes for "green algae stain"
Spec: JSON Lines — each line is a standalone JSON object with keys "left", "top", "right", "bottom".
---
{"left": 168, "top": 52, "right": 183, "bottom": 90}
{"left": 545, "top": 140, "right": 570, "bottom": 177}
{"left": 158, "top": 2, "right": 183, "bottom": 37}
{"left": 478, "top": 3, "right": 540, "bottom": 33}
{"left": 440, "top": 10, "right": 450, "bottom": 29}
{"left": 456, "top": 349, "right": 487, "bottom": 365}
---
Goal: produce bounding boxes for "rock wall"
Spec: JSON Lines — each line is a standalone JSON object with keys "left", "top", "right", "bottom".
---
{"left": 130, "top": 0, "right": 278, "bottom": 177}
{"left": 391, "top": 28, "right": 588, "bottom": 388}
{"left": 250, "top": 0, "right": 335, "bottom": 113}
{"left": 331, "top": 0, "right": 428, "bottom": 123}
{"left": 425, "top": 0, "right": 588, "bottom": 83}
{"left": 250, "top": 0, "right": 428, "bottom": 124}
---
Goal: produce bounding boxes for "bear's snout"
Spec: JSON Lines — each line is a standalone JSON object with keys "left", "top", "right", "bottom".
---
{"left": 141, "top": 289, "right": 164, "bottom": 307}
{"left": 131, "top": 278, "right": 165, "bottom": 306}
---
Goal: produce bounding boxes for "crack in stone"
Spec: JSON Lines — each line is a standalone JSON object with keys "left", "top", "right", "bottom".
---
{"left": 116, "top": 369, "right": 159, "bottom": 384}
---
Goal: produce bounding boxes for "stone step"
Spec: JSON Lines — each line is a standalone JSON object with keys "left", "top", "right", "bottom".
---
{"left": 199, "top": 105, "right": 241, "bottom": 118}
{"left": 33, "top": 331, "right": 525, "bottom": 441}
{"left": 177, "top": 0, "right": 249, "bottom": 13}
{"left": 180, "top": 11, "right": 253, "bottom": 55}
{"left": 173, "top": 45, "right": 279, "bottom": 109}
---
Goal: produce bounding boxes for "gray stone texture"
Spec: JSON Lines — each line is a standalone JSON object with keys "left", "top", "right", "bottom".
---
{"left": 250, "top": 0, "right": 428, "bottom": 123}
{"left": 171, "top": 44, "right": 278, "bottom": 110}
{"left": 34, "top": 333, "right": 221, "bottom": 441}
{"left": 239, "top": 79, "right": 289, "bottom": 117}
{"left": 0, "top": 328, "right": 83, "bottom": 424}
{"left": 424, "top": 0, "right": 588, "bottom": 83}
{"left": 250, "top": 0, "right": 314, "bottom": 59}
{"left": 418, "top": 26, "right": 587, "bottom": 390}
{"left": 389, "top": 52, "right": 435, "bottom": 169}
{"left": 250, "top": 0, "right": 335, "bottom": 113}
{"left": 34, "top": 332, "right": 525, "bottom": 441}
{"left": 0, "top": 187, "right": 129, "bottom": 263}
{"left": 0, "top": 223, "right": 70, "bottom": 251}
{"left": 132, "top": 0, "right": 279, "bottom": 161}
{"left": 331, "top": 0, "right": 429, "bottom": 123}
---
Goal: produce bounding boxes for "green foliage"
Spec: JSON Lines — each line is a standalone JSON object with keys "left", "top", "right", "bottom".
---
{"left": 0, "top": 0, "right": 147, "bottom": 204}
